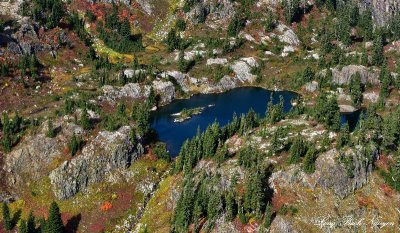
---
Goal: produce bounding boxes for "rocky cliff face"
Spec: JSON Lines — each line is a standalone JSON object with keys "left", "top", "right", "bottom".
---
{"left": 315, "top": 146, "right": 379, "bottom": 199}
{"left": 358, "top": 0, "right": 400, "bottom": 26}
{"left": 4, "top": 120, "right": 83, "bottom": 188}
{"left": 49, "top": 126, "right": 144, "bottom": 199}
{"left": 269, "top": 146, "right": 379, "bottom": 199}
{"left": 331, "top": 65, "right": 380, "bottom": 85}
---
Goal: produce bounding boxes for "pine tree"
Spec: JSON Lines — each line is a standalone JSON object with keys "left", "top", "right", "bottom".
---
{"left": 336, "top": 123, "right": 350, "bottom": 149}
{"left": 46, "top": 119, "right": 56, "bottom": 138}
{"left": 303, "top": 144, "right": 317, "bottom": 173}
{"left": 119, "top": 19, "right": 131, "bottom": 39}
{"left": 148, "top": 87, "right": 156, "bottom": 107}
{"left": 288, "top": 134, "right": 307, "bottom": 164}
{"left": 80, "top": 108, "right": 90, "bottom": 130}
{"left": 392, "top": 150, "right": 400, "bottom": 190}
{"left": 19, "top": 219, "right": 28, "bottom": 233}
{"left": 68, "top": 133, "right": 82, "bottom": 156}
{"left": 225, "top": 190, "right": 237, "bottom": 221}
{"left": 27, "top": 211, "right": 35, "bottom": 233}
{"left": 379, "top": 64, "right": 391, "bottom": 99}
{"left": 349, "top": 72, "right": 363, "bottom": 108}
{"left": 372, "top": 30, "right": 384, "bottom": 66}
{"left": 263, "top": 202, "right": 273, "bottom": 228}
{"left": 360, "top": 47, "right": 368, "bottom": 66}
{"left": 2, "top": 202, "right": 12, "bottom": 231}
{"left": 45, "top": 202, "right": 63, "bottom": 233}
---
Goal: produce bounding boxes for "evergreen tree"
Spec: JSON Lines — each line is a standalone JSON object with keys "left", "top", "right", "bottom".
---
{"left": 379, "top": 64, "right": 391, "bottom": 99}
{"left": 119, "top": 19, "right": 131, "bottom": 39}
{"left": 264, "top": 10, "right": 277, "bottom": 32}
{"left": 349, "top": 72, "right": 363, "bottom": 108}
{"left": 166, "top": 28, "right": 180, "bottom": 52}
{"left": 391, "top": 150, "right": 400, "bottom": 190}
{"left": 361, "top": 47, "right": 368, "bottom": 66}
{"left": 227, "top": 13, "right": 245, "bottom": 37}
{"left": 27, "top": 211, "right": 35, "bottom": 233}
{"left": 288, "top": 134, "right": 307, "bottom": 164}
{"left": 19, "top": 219, "right": 28, "bottom": 233}
{"left": 80, "top": 108, "right": 90, "bottom": 130}
{"left": 358, "top": 8, "right": 373, "bottom": 41}
{"left": 303, "top": 144, "right": 317, "bottom": 173}
{"left": 372, "top": 30, "right": 384, "bottom": 66}
{"left": 263, "top": 202, "right": 273, "bottom": 228}
{"left": 283, "top": 0, "right": 301, "bottom": 24}
{"left": 314, "top": 93, "right": 340, "bottom": 131}
{"left": 336, "top": 123, "right": 350, "bottom": 149}
{"left": 133, "top": 102, "right": 151, "bottom": 137}
{"left": 207, "top": 191, "right": 222, "bottom": 222}
{"left": 45, "top": 202, "right": 63, "bottom": 233}
{"left": 2, "top": 202, "right": 12, "bottom": 231}
{"left": 68, "top": 133, "right": 82, "bottom": 156}
{"left": 148, "top": 87, "right": 156, "bottom": 107}
{"left": 46, "top": 119, "right": 56, "bottom": 138}
{"left": 225, "top": 189, "right": 237, "bottom": 221}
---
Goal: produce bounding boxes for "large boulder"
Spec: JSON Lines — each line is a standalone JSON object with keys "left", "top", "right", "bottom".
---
{"left": 331, "top": 65, "right": 380, "bottom": 85}
{"left": 49, "top": 126, "right": 144, "bottom": 199}
{"left": 231, "top": 57, "right": 259, "bottom": 83}
{"left": 152, "top": 80, "right": 175, "bottom": 104}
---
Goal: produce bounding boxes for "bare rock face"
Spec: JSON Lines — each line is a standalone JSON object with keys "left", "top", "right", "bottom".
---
{"left": 358, "top": 0, "right": 400, "bottom": 26}
{"left": 231, "top": 57, "right": 259, "bottom": 83}
{"left": 100, "top": 83, "right": 147, "bottom": 102}
{"left": 0, "top": 0, "right": 23, "bottom": 18}
{"left": 49, "top": 126, "right": 144, "bottom": 200}
{"left": 269, "top": 146, "right": 379, "bottom": 199}
{"left": 152, "top": 80, "right": 176, "bottom": 104}
{"left": 270, "top": 215, "right": 299, "bottom": 233}
{"left": 4, "top": 120, "right": 83, "bottom": 187}
{"left": 331, "top": 65, "right": 380, "bottom": 85}
{"left": 187, "top": 0, "right": 235, "bottom": 24}
{"left": 314, "top": 147, "right": 379, "bottom": 199}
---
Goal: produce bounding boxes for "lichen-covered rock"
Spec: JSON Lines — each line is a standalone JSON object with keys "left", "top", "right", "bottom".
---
{"left": 187, "top": 0, "right": 235, "bottom": 24}
{"left": 358, "top": 0, "right": 399, "bottom": 26}
{"left": 206, "top": 58, "right": 228, "bottom": 66}
{"left": 152, "top": 80, "right": 175, "bottom": 104}
{"left": 314, "top": 147, "right": 379, "bottom": 199}
{"left": 276, "top": 23, "right": 300, "bottom": 46}
{"left": 270, "top": 215, "right": 299, "bottom": 233}
{"left": 4, "top": 120, "right": 83, "bottom": 187}
{"left": 100, "top": 83, "right": 146, "bottom": 102}
{"left": 331, "top": 65, "right": 380, "bottom": 85}
{"left": 231, "top": 57, "right": 258, "bottom": 83}
{"left": 304, "top": 81, "right": 318, "bottom": 92}
{"left": 49, "top": 126, "right": 144, "bottom": 199}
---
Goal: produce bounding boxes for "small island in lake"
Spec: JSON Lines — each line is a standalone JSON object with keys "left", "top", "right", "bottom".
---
{"left": 172, "top": 107, "right": 205, "bottom": 122}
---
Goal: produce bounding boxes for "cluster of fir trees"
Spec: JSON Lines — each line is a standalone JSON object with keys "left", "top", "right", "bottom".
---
{"left": 172, "top": 149, "right": 274, "bottom": 232}
{"left": 174, "top": 109, "right": 260, "bottom": 173}
{"left": 2, "top": 201, "right": 64, "bottom": 233}
{"left": 1, "top": 112, "right": 27, "bottom": 153}
{"left": 313, "top": 92, "right": 341, "bottom": 131}
{"left": 19, "top": 54, "right": 40, "bottom": 79}
{"left": 97, "top": 3, "right": 143, "bottom": 54}
{"left": 24, "top": 0, "right": 65, "bottom": 29}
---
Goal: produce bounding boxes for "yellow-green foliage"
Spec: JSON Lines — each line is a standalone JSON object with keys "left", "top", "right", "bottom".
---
{"left": 139, "top": 175, "right": 182, "bottom": 232}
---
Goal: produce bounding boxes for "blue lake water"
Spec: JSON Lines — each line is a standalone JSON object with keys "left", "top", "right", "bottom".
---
{"left": 150, "top": 87, "right": 360, "bottom": 156}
